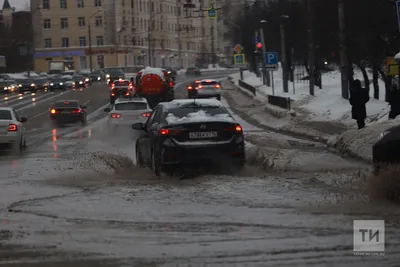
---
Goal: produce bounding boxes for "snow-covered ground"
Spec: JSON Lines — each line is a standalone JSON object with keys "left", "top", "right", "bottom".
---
{"left": 228, "top": 66, "right": 399, "bottom": 161}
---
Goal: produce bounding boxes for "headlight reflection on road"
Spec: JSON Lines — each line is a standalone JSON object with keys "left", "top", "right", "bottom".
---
{"left": 4, "top": 96, "right": 8, "bottom": 100}
{"left": 11, "top": 160, "right": 17, "bottom": 169}
{"left": 52, "top": 129, "right": 57, "bottom": 142}
{"left": 32, "top": 98, "right": 36, "bottom": 101}
{"left": 52, "top": 129, "right": 58, "bottom": 158}
{"left": 88, "top": 128, "right": 92, "bottom": 138}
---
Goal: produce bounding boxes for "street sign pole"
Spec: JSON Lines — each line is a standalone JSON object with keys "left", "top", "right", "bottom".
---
{"left": 259, "top": 27, "right": 270, "bottom": 86}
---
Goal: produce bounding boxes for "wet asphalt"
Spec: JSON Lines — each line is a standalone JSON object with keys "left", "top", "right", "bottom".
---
{"left": 0, "top": 73, "right": 399, "bottom": 266}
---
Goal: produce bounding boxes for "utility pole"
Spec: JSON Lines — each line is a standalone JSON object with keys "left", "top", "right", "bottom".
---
{"left": 259, "top": 20, "right": 271, "bottom": 87}
{"left": 200, "top": 0, "right": 205, "bottom": 66}
{"left": 338, "top": 0, "right": 349, "bottom": 99}
{"left": 211, "top": 25, "right": 215, "bottom": 66}
{"left": 88, "top": 24, "right": 93, "bottom": 71}
{"left": 280, "top": 16, "right": 289, "bottom": 93}
{"left": 307, "top": 0, "right": 315, "bottom": 96}
{"left": 177, "top": 0, "right": 182, "bottom": 68}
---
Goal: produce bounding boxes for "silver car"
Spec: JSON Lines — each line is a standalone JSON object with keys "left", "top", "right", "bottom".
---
{"left": 194, "top": 79, "right": 221, "bottom": 101}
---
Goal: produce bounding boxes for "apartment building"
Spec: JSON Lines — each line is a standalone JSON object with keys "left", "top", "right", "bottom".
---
{"left": 30, "top": 0, "right": 216, "bottom": 72}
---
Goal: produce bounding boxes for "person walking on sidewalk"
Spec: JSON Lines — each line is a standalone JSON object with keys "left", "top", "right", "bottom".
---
{"left": 388, "top": 83, "right": 400, "bottom": 119}
{"left": 349, "top": 79, "right": 369, "bottom": 129}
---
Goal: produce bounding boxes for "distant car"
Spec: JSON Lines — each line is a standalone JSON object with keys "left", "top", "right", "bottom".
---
{"left": 33, "top": 78, "right": 48, "bottom": 91}
{"left": 89, "top": 70, "right": 105, "bottom": 82}
{"left": 49, "top": 100, "right": 87, "bottom": 126}
{"left": 109, "top": 79, "right": 134, "bottom": 104}
{"left": 189, "top": 79, "right": 221, "bottom": 100}
{"left": 71, "top": 74, "right": 85, "bottom": 89}
{"left": 61, "top": 76, "right": 74, "bottom": 88}
{"left": 0, "top": 80, "right": 16, "bottom": 93}
{"left": 16, "top": 79, "right": 37, "bottom": 93}
{"left": 0, "top": 107, "right": 27, "bottom": 153}
{"left": 187, "top": 80, "right": 202, "bottom": 98}
{"left": 161, "top": 67, "right": 177, "bottom": 81}
{"left": 48, "top": 78, "right": 66, "bottom": 91}
{"left": 104, "top": 97, "right": 151, "bottom": 129}
{"left": 133, "top": 99, "right": 245, "bottom": 176}
{"left": 185, "top": 67, "right": 201, "bottom": 76}
{"left": 105, "top": 68, "right": 125, "bottom": 84}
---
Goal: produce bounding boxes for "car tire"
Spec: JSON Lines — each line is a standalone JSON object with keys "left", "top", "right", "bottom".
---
{"left": 151, "top": 149, "right": 162, "bottom": 177}
{"left": 136, "top": 145, "right": 144, "bottom": 167}
{"left": 12, "top": 138, "right": 23, "bottom": 155}
{"left": 217, "top": 96, "right": 221, "bottom": 101}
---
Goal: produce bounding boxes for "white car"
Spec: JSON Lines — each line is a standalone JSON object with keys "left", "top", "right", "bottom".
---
{"left": 194, "top": 79, "right": 221, "bottom": 100}
{"left": 0, "top": 107, "right": 27, "bottom": 153}
{"left": 104, "top": 97, "right": 152, "bottom": 128}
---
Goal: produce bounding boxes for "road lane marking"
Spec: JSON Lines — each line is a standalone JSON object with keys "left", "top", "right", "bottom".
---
{"left": 16, "top": 91, "right": 69, "bottom": 112}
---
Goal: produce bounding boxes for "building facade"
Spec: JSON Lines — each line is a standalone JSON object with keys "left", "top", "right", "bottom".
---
{"left": 31, "top": 0, "right": 216, "bottom": 72}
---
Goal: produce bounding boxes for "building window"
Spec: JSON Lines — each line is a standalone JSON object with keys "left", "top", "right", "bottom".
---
{"left": 95, "top": 16, "right": 103, "bottom": 27}
{"left": 94, "top": 0, "right": 101, "bottom": 7}
{"left": 79, "top": 56, "right": 87, "bottom": 70}
{"left": 43, "top": 19, "right": 51, "bottom": 29}
{"left": 96, "top": 36, "right": 104, "bottom": 46}
{"left": 79, "top": 37, "right": 86, "bottom": 46}
{"left": 78, "top": 17, "right": 85, "bottom": 27}
{"left": 77, "top": 0, "right": 84, "bottom": 8}
{"left": 42, "top": 0, "right": 50, "bottom": 9}
{"left": 60, "top": 0, "right": 67, "bottom": 8}
{"left": 60, "top": 18, "right": 68, "bottom": 29}
{"left": 62, "top": 37, "right": 69, "bottom": 47}
{"left": 44, "top": 38, "right": 52, "bottom": 48}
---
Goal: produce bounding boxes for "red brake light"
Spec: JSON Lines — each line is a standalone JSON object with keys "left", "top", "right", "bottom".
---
{"left": 169, "top": 82, "right": 173, "bottom": 87}
{"left": 111, "top": 113, "right": 121, "bottom": 118}
{"left": 197, "top": 85, "right": 203, "bottom": 89}
{"left": 195, "top": 80, "right": 201, "bottom": 83}
{"left": 214, "top": 84, "right": 220, "bottom": 88}
{"left": 71, "top": 109, "right": 81, "bottom": 114}
{"left": 224, "top": 125, "right": 243, "bottom": 133}
{"left": 50, "top": 108, "right": 57, "bottom": 114}
{"left": 8, "top": 124, "right": 17, "bottom": 131}
{"left": 141, "top": 112, "right": 151, "bottom": 117}
{"left": 125, "top": 92, "right": 130, "bottom": 96}
{"left": 188, "top": 86, "right": 193, "bottom": 90}
{"left": 158, "top": 129, "right": 182, "bottom": 135}
{"left": 111, "top": 93, "right": 115, "bottom": 96}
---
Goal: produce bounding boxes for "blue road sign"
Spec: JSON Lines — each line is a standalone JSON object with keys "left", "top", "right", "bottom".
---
{"left": 397, "top": 1, "right": 400, "bottom": 32}
{"left": 265, "top": 52, "right": 278, "bottom": 65}
{"left": 252, "top": 36, "right": 261, "bottom": 44}
{"left": 208, "top": 8, "right": 217, "bottom": 18}
{"left": 234, "top": 54, "right": 245, "bottom": 65}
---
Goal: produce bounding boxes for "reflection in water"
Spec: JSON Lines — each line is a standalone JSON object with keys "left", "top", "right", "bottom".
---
{"left": 18, "top": 96, "right": 23, "bottom": 100}
{"left": 52, "top": 129, "right": 58, "bottom": 158}
{"left": 11, "top": 160, "right": 17, "bottom": 169}
{"left": 52, "top": 129, "right": 57, "bottom": 142}
{"left": 4, "top": 96, "right": 8, "bottom": 100}
{"left": 79, "top": 130, "right": 82, "bottom": 139}
{"left": 31, "top": 93, "right": 36, "bottom": 96}
{"left": 32, "top": 98, "right": 36, "bottom": 101}
{"left": 88, "top": 128, "right": 92, "bottom": 138}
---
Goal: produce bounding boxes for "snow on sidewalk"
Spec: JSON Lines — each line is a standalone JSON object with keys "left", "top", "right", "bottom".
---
{"left": 228, "top": 67, "right": 398, "bottom": 162}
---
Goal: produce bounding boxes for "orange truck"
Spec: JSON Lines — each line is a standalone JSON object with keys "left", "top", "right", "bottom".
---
{"left": 135, "top": 67, "right": 174, "bottom": 108}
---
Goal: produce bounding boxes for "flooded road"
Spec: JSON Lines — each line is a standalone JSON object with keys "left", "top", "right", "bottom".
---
{"left": 0, "top": 74, "right": 399, "bottom": 266}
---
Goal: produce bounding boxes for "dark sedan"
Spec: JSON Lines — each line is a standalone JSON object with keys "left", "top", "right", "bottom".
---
{"left": 89, "top": 70, "right": 105, "bottom": 82}
{"left": 133, "top": 99, "right": 245, "bottom": 176}
{"left": 49, "top": 100, "right": 87, "bottom": 126}
{"left": 162, "top": 67, "right": 177, "bottom": 81}
{"left": 16, "top": 79, "right": 37, "bottom": 93}
{"left": 105, "top": 68, "right": 125, "bottom": 84}
{"left": 373, "top": 125, "right": 400, "bottom": 174}
{"left": 49, "top": 78, "right": 67, "bottom": 91}
{"left": 71, "top": 75, "right": 86, "bottom": 89}
{"left": 185, "top": 67, "right": 201, "bottom": 77}
{"left": 33, "top": 78, "right": 48, "bottom": 91}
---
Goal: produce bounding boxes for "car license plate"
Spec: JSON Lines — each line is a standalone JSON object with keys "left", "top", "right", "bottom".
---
{"left": 60, "top": 110, "right": 70, "bottom": 114}
{"left": 189, "top": 132, "right": 217, "bottom": 139}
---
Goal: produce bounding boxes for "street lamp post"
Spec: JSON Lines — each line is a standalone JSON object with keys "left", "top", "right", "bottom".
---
{"left": 88, "top": 9, "right": 102, "bottom": 72}
{"left": 280, "top": 15, "right": 289, "bottom": 93}
{"left": 259, "top": 20, "right": 271, "bottom": 87}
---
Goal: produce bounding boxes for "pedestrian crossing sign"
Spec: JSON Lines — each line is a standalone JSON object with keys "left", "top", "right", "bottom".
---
{"left": 234, "top": 54, "right": 245, "bottom": 65}
{"left": 207, "top": 8, "right": 217, "bottom": 18}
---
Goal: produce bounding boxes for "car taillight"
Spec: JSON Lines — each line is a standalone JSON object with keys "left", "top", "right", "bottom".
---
{"left": 214, "top": 84, "right": 220, "bottom": 88}
{"left": 111, "top": 93, "right": 115, "bottom": 96}
{"left": 141, "top": 112, "right": 151, "bottom": 117}
{"left": 71, "top": 109, "right": 81, "bottom": 114}
{"left": 125, "top": 92, "right": 130, "bottom": 96}
{"left": 169, "top": 82, "right": 174, "bottom": 87}
{"left": 197, "top": 85, "right": 203, "bottom": 89}
{"left": 188, "top": 86, "right": 193, "bottom": 90}
{"left": 111, "top": 113, "right": 121, "bottom": 118}
{"left": 158, "top": 129, "right": 182, "bottom": 135}
{"left": 50, "top": 109, "right": 57, "bottom": 114}
{"left": 8, "top": 124, "right": 17, "bottom": 131}
{"left": 224, "top": 125, "right": 243, "bottom": 133}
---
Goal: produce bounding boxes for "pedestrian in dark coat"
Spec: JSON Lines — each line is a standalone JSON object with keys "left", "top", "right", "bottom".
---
{"left": 388, "top": 83, "right": 400, "bottom": 119}
{"left": 349, "top": 79, "right": 369, "bottom": 129}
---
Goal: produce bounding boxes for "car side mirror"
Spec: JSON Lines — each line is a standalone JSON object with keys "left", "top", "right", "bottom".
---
{"left": 132, "top": 122, "right": 144, "bottom": 130}
{"left": 82, "top": 105, "right": 87, "bottom": 109}
{"left": 104, "top": 107, "right": 111, "bottom": 112}
{"left": 20, "top": 117, "right": 27, "bottom": 122}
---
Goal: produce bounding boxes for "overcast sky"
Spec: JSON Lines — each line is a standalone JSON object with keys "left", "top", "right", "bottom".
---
{"left": 0, "top": 0, "right": 29, "bottom": 11}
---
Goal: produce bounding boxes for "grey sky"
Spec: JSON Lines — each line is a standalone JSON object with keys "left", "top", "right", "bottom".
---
{"left": 0, "top": 0, "right": 29, "bottom": 11}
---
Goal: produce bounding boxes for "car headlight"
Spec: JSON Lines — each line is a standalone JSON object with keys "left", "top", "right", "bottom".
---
{"left": 72, "top": 82, "right": 75, "bottom": 85}
{"left": 98, "top": 77, "right": 101, "bottom": 80}
{"left": 79, "top": 81, "right": 83, "bottom": 84}
{"left": 106, "top": 74, "right": 110, "bottom": 78}
{"left": 60, "top": 82, "right": 63, "bottom": 85}
{"left": 4, "top": 87, "right": 8, "bottom": 90}
{"left": 18, "top": 84, "right": 22, "bottom": 87}
{"left": 168, "top": 71, "right": 171, "bottom": 74}
{"left": 31, "top": 83, "right": 35, "bottom": 86}
{"left": 85, "top": 78, "right": 89, "bottom": 82}
{"left": 50, "top": 83, "right": 54, "bottom": 86}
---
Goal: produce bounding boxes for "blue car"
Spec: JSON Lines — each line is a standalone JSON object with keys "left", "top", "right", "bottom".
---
{"left": 49, "top": 78, "right": 66, "bottom": 91}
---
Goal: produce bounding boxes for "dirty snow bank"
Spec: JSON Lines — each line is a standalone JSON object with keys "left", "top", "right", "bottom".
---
{"left": 328, "top": 118, "right": 400, "bottom": 162}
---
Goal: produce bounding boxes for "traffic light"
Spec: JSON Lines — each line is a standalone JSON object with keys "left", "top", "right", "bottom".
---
{"left": 254, "top": 42, "right": 263, "bottom": 54}
{"left": 256, "top": 42, "right": 262, "bottom": 49}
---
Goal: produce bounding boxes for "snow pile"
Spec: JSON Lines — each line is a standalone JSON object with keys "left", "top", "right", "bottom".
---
{"left": 139, "top": 66, "right": 165, "bottom": 78}
{"left": 200, "top": 64, "right": 237, "bottom": 72}
{"left": 166, "top": 110, "right": 235, "bottom": 125}
{"left": 229, "top": 69, "right": 389, "bottom": 126}
{"left": 329, "top": 118, "right": 400, "bottom": 162}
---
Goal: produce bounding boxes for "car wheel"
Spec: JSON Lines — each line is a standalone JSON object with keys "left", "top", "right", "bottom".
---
{"left": 12, "top": 138, "right": 23, "bottom": 155}
{"left": 217, "top": 96, "right": 221, "bottom": 101}
{"left": 151, "top": 149, "right": 162, "bottom": 177}
{"left": 136, "top": 145, "right": 144, "bottom": 167}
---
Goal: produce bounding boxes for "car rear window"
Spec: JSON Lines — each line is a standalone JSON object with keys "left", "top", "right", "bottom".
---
{"left": 115, "top": 102, "right": 147, "bottom": 110}
{"left": 114, "top": 81, "right": 129, "bottom": 86}
{"left": 200, "top": 81, "right": 218, "bottom": 85}
{"left": 166, "top": 107, "right": 228, "bottom": 118}
{"left": 0, "top": 110, "right": 12, "bottom": 120}
{"left": 54, "top": 101, "right": 79, "bottom": 108}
